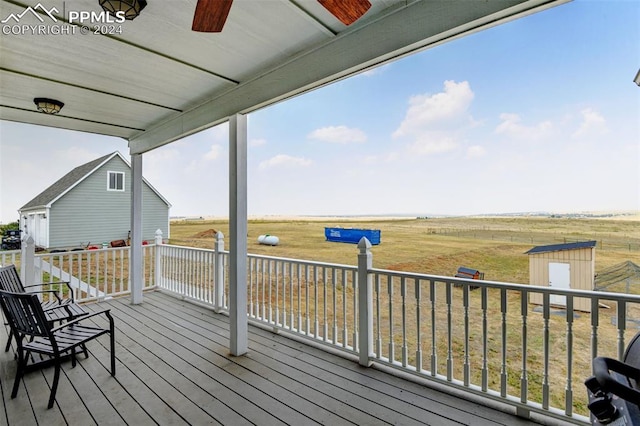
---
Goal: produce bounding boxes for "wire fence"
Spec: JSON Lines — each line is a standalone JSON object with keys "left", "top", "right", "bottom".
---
{"left": 424, "top": 228, "right": 640, "bottom": 252}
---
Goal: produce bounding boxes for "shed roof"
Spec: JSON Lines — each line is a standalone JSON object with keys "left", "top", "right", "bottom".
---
{"left": 20, "top": 151, "right": 170, "bottom": 210}
{"left": 525, "top": 240, "right": 597, "bottom": 255}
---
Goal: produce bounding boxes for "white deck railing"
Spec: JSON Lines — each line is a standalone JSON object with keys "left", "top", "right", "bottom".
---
{"left": 13, "top": 236, "right": 156, "bottom": 302}
{"left": 153, "top": 233, "right": 640, "bottom": 424}
{"left": 8, "top": 232, "right": 639, "bottom": 424}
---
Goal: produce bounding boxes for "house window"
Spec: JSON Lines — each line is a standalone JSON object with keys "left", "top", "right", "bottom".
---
{"left": 108, "top": 171, "right": 125, "bottom": 191}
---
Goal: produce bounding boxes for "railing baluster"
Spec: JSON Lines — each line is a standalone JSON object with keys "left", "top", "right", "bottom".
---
{"left": 401, "top": 276, "right": 407, "bottom": 367}
{"left": 289, "top": 262, "right": 294, "bottom": 331}
{"left": 521, "top": 290, "right": 528, "bottom": 404}
{"left": 388, "top": 274, "right": 395, "bottom": 363}
{"left": 248, "top": 257, "right": 255, "bottom": 317}
{"left": 430, "top": 279, "right": 436, "bottom": 376}
{"left": 313, "top": 265, "right": 319, "bottom": 338}
{"left": 500, "top": 288, "right": 507, "bottom": 397}
{"left": 591, "top": 297, "right": 599, "bottom": 361}
{"left": 617, "top": 300, "right": 627, "bottom": 359}
{"left": 262, "top": 258, "right": 267, "bottom": 320}
{"left": 542, "top": 292, "right": 550, "bottom": 410}
{"left": 297, "top": 263, "right": 302, "bottom": 332}
{"left": 415, "top": 277, "right": 422, "bottom": 372}
{"left": 332, "top": 267, "right": 338, "bottom": 345}
{"left": 322, "top": 267, "right": 328, "bottom": 341}
{"left": 565, "top": 296, "right": 574, "bottom": 417}
{"left": 305, "top": 264, "right": 310, "bottom": 335}
{"left": 463, "top": 284, "right": 470, "bottom": 386}
{"left": 481, "top": 286, "right": 488, "bottom": 391}
{"left": 446, "top": 281, "right": 453, "bottom": 381}
{"left": 341, "top": 268, "right": 348, "bottom": 347}
{"left": 375, "top": 273, "right": 381, "bottom": 358}
{"left": 275, "top": 260, "right": 281, "bottom": 326}
{"left": 119, "top": 248, "right": 125, "bottom": 293}
{"left": 268, "top": 260, "right": 273, "bottom": 324}
{"left": 352, "top": 269, "right": 358, "bottom": 351}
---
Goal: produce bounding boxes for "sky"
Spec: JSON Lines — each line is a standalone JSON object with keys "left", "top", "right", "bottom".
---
{"left": 1, "top": 0, "right": 639, "bottom": 223}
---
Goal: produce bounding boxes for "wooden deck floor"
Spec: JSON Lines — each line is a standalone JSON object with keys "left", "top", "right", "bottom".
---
{"left": 1, "top": 291, "right": 547, "bottom": 425}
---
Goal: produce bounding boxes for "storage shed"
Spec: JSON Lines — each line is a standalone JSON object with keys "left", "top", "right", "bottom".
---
{"left": 526, "top": 241, "right": 596, "bottom": 312}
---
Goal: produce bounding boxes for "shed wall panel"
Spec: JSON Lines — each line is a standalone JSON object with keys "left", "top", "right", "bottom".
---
{"left": 528, "top": 247, "right": 595, "bottom": 312}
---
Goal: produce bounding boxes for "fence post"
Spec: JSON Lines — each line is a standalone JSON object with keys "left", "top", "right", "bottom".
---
{"left": 358, "top": 237, "right": 373, "bottom": 367}
{"left": 214, "top": 231, "right": 225, "bottom": 313}
{"left": 21, "top": 235, "right": 36, "bottom": 286}
{"left": 154, "top": 229, "right": 163, "bottom": 288}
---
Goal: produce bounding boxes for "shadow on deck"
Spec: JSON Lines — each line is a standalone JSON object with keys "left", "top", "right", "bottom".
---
{"left": 1, "top": 291, "right": 545, "bottom": 425}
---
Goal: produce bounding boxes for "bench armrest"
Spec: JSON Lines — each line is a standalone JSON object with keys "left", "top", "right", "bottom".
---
{"left": 24, "top": 281, "right": 74, "bottom": 302}
{"left": 25, "top": 289, "right": 63, "bottom": 303}
{"left": 51, "top": 309, "right": 113, "bottom": 332}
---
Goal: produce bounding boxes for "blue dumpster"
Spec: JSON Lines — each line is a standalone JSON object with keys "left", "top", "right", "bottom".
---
{"left": 324, "top": 227, "right": 381, "bottom": 245}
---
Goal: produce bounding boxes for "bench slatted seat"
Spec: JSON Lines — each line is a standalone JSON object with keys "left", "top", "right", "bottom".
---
{"left": 0, "top": 264, "right": 88, "bottom": 352}
{"left": 0, "top": 290, "right": 115, "bottom": 409}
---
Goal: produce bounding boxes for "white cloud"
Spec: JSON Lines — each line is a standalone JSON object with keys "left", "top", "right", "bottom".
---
{"left": 204, "top": 144, "right": 223, "bottom": 160}
{"left": 407, "top": 133, "right": 458, "bottom": 155}
{"left": 495, "top": 113, "right": 552, "bottom": 140}
{"left": 466, "top": 145, "right": 486, "bottom": 158}
{"left": 393, "top": 80, "right": 475, "bottom": 138}
{"left": 259, "top": 154, "right": 312, "bottom": 171}
{"left": 362, "top": 152, "right": 400, "bottom": 164}
{"left": 572, "top": 108, "right": 607, "bottom": 139}
{"left": 307, "top": 125, "right": 367, "bottom": 144}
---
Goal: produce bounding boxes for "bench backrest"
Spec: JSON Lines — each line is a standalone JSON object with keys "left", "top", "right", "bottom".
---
{"left": 0, "top": 264, "right": 25, "bottom": 293}
{"left": 0, "top": 290, "right": 51, "bottom": 339}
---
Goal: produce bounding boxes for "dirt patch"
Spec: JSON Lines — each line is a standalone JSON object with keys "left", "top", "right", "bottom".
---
{"left": 192, "top": 229, "right": 218, "bottom": 238}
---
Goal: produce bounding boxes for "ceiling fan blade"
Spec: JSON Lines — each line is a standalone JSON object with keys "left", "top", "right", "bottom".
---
{"left": 192, "top": 0, "right": 233, "bottom": 32}
{"left": 318, "top": 0, "right": 371, "bottom": 26}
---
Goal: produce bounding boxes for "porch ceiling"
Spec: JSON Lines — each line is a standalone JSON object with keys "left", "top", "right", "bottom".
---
{"left": 0, "top": 0, "right": 567, "bottom": 154}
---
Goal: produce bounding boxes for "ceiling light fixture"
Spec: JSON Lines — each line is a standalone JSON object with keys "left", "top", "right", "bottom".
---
{"left": 99, "top": 0, "right": 147, "bottom": 20}
{"left": 33, "top": 98, "right": 64, "bottom": 115}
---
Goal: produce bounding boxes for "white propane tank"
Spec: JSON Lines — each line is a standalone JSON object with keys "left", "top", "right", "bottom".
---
{"left": 257, "top": 234, "right": 279, "bottom": 246}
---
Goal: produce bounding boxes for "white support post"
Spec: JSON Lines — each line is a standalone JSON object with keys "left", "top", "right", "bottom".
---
{"left": 21, "top": 235, "right": 36, "bottom": 286}
{"left": 154, "top": 229, "right": 163, "bottom": 288}
{"left": 358, "top": 237, "right": 373, "bottom": 367}
{"left": 229, "top": 113, "right": 248, "bottom": 356}
{"left": 130, "top": 153, "right": 144, "bottom": 304}
{"left": 214, "top": 231, "right": 225, "bottom": 313}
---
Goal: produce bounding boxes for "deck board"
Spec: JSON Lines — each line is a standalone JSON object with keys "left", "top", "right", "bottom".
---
{"left": 1, "top": 290, "right": 548, "bottom": 425}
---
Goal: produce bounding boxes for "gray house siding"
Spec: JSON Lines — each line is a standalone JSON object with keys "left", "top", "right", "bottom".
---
{"left": 49, "top": 157, "right": 131, "bottom": 247}
{"left": 21, "top": 152, "right": 170, "bottom": 249}
{"left": 143, "top": 184, "right": 170, "bottom": 240}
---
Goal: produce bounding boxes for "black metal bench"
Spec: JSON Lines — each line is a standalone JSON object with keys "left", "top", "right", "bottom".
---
{"left": 0, "top": 290, "right": 115, "bottom": 408}
{"left": 0, "top": 264, "right": 88, "bottom": 352}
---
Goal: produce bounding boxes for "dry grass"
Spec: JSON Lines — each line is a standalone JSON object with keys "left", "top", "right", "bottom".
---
{"left": 169, "top": 216, "right": 639, "bottom": 276}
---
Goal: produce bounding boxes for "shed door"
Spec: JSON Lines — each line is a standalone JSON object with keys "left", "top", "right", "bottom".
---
{"left": 549, "top": 262, "right": 570, "bottom": 306}
{"left": 34, "top": 214, "right": 48, "bottom": 247}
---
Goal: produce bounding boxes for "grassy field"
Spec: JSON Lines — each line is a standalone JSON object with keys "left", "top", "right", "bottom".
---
{"left": 169, "top": 215, "right": 640, "bottom": 283}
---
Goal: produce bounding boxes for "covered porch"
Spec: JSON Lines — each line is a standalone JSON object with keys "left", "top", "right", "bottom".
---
{"left": 1, "top": 290, "right": 536, "bottom": 425}
{"left": 2, "top": 0, "right": 595, "bottom": 424}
